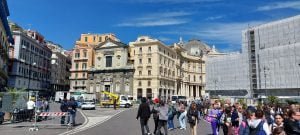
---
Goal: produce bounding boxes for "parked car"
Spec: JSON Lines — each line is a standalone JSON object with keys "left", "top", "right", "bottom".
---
{"left": 81, "top": 100, "right": 96, "bottom": 110}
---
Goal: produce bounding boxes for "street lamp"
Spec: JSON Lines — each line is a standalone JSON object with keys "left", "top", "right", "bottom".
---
{"left": 263, "top": 66, "right": 269, "bottom": 98}
{"left": 213, "top": 79, "right": 218, "bottom": 98}
{"left": 28, "top": 62, "right": 36, "bottom": 92}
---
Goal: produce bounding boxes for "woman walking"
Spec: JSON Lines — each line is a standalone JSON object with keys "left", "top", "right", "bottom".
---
{"left": 178, "top": 101, "right": 187, "bottom": 130}
{"left": 156, "top": 100, "right": 169, "bottom": 135}
{"left": 187, "top": 102, "right": 199, "bottom": 135}
{"left": 136, "top": 97, "right": 151, "bottom": 135}
{"left": 208, "top": 103, "right": 221, "bottom": 135}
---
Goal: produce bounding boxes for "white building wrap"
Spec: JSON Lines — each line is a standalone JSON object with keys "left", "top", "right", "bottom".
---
{"left": 206, "top": 15, "right": 300, "bottom": 98}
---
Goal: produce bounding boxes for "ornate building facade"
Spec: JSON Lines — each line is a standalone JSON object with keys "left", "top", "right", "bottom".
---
{"left": 87, "top": 39, "right": 134, "bottom": 97}
{"left": 70, "top": 33, "right": 117, "bottom": 93}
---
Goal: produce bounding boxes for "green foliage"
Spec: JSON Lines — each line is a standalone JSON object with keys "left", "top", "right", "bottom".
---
{"left": 4, "top": 87, "right": 26, "bottom": 105}
{"left": 267, "top": 96, "right": 279, "bottom": 105}
{"left": 237, "top": 98, "right": 247, "bottom": 109}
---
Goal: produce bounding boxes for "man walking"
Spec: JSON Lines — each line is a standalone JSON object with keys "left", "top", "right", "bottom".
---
{"left": 136, "top": 97, "right": 151, "bottom": 135}
{"left": 60, "top": 98, "right": 68, "bottom": 125}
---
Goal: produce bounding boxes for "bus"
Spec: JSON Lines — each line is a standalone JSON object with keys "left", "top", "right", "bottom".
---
{"left": 171, "top": 95, "right": 187, "bottom": 104}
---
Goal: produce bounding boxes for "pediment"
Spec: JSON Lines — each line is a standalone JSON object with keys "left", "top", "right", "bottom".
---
{"left": 101, "top": 42, "right": 118, "bottom": 48}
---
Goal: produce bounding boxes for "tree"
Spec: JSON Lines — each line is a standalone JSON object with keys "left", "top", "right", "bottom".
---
{"left": 267, "top": 96, "right": 279, "bottom": 105}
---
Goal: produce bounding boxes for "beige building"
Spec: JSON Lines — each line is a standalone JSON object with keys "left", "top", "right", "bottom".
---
{"left": 46, "top": 41, "right": 72, "bottom": 93}
{"left": 172, "top": 39, "right": 214, "bottom": 99}
{"left": 70, "top": 33, "right": 117, "bottom": 93}
{"left": 87, "top": 39, "right": 134, "bottom": 96}
{"left": 129, "top": 36, "right": 177, "bottom": 100}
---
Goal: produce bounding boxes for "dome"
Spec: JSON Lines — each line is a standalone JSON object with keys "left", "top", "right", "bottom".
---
{"left": 183, "top": 39, "right": 211, "bottom": 57}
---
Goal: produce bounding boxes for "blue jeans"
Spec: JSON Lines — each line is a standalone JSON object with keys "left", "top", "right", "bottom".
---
{"left": 67, "top": 112, "right": 76, "bottom": 125}
{"left": 179, "top": 111, "right": 186, "bottom": 128}
{"left": 168, "top": 116, "right": 174, "bottom": 129}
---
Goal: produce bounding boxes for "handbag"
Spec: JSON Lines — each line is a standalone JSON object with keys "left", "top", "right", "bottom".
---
{"left": 206, "top": 116, "right": 212, "bottom": 122}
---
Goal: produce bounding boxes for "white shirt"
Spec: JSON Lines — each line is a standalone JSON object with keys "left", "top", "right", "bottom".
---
{"left": 27, "top": 100, "right": 35, "bottom": 110}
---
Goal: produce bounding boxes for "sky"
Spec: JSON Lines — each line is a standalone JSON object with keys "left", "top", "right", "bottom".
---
{"left": 7, "top": 0, "right": 300, "bottom": 52}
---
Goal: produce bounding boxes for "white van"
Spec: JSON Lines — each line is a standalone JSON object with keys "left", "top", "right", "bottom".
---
{"left": 171, "top": 95, "right": 187, "bottom": 104}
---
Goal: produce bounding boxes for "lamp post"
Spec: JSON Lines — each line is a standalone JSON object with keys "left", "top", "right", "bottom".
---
{"left": 28, "top": 62, "right": 36, "bottom": 93}
{"left": 263, "top": 66, "right": 269, "bottom": 98}
{"left": 213, "top": 79, "right": 218, "bottom": 98}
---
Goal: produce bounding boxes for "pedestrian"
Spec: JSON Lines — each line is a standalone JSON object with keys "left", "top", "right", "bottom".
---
{"left": 42, "top": 98, "right": 50, "bottom": 120}
{"left": 187, "top": 102, "right": 199, "bottom": 135}
{"left": 248, "top": 109, "right": 271, "bottom": 135}
{"left": 156, "top": 100, "right": 168, "bottom": 135}
{"left": 27, "top": 97, "right": 35, "bottom": 122}
{"left": 113, "top": 97, "right": 117, "bottom": 110}
{"left": 220, "top": 106, "right": 233, "bottom": 135}
{"left": 67, "top": 97, "right": 77, "bottom": 126}
{"left": 270, "top": 114, "right": 285, "bottom": 134}
{"left": 136, "top": 97, "right": 151, "bottom": 135}
{"left": 167, "top": 101, "right": 176, "bottom": 130}
{"left": 178, "top": 101, "right": 187, "bottom": 130}
{"left": 60, "top": 98, "right": 68, "bottom": 125}
{"left": 208, "top": 103, "right": 221, "bottom": 135}
{"left": 152, "top": 98, "right": 161, "bottom": 135}
{"left": 284, "top": 109, "right": 300, "bottom": 135}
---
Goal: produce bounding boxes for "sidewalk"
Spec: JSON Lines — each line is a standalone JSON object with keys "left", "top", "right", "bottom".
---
{"left": 0, "top": 102, "right": 86, "bottom": 135}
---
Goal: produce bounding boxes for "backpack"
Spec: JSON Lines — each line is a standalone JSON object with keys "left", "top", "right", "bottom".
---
{"left": 249, "top": 121, "right": 267, "bottom": 135}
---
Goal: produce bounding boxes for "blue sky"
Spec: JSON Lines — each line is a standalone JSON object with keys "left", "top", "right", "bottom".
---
{"left": 7, "top": 0, "right": 300, "bottom": 52}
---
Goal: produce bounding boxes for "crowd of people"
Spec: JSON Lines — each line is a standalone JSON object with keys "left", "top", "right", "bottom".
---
{"left": 136, "top": 97, "right": 300, "bottom": 135}
{"left": 26, "top": 97, "right": 49, "bottom": 122}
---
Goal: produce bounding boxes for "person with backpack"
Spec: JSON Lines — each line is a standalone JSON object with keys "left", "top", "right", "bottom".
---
{"left": 167, "top": 102, "right": 176, "bottom": 130}
{"left": 248, "top": 109, "right": 271, "bottom": 135}
{"left": 136, "top": 97, "right": 151, "bottom": 135}
{"left": 67, "top": 97, "right": 77, "bottom": 126}
{"left": 187, "top": 102, "right": 199, "bottom": 135}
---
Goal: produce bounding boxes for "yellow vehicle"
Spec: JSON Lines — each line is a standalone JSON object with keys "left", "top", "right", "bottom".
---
{"left": 100, "top": 91, "right": 132, "bottom": 108}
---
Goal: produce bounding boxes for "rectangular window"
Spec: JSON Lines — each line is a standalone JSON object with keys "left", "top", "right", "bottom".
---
{"left": 82, "top": 63, "right": 87, "bottom": 69}
{"left": 139, "top": 71, "right": 142, "bottom": 76}
{"left": 75, "top": 63, "right": 79, "bottom": 69}
{"left": 85, "top": 37, "right": 88, "bottom": 42}
{"left": 139, "top": 47, "right": 142, "bottom": 53}
{"left": 148, "top": 47, "right": 151, "bottom": 52}
{"left": 83, "top": 52, "right": 87, "bottom": 57}
{"left": 148, "top": 70, "right": 151, "bottom": 75}
{"left": 75, "top": 53, "right": 80, "bottom": 58}
{"left": 93, "top": 36, "right": 96, "bottom": 42}
{"left": 148, "top": 81, "right": 151, "bottom": 86}
{"left": 75, "top": 73, "right": 78, "bottom": 78}
{"left": 139, "top": 59, "right": 142, "bottom": 64}
{"left": 99, "top": 37, "right": 102, "bottom": 42}
{"left": 148, "top": 58, "right": 151, "bottom": 64}
{"left": 138, "top": 81, "right": 142, "bottom": 86}
{"left": 106, "top": 56, "right": 112, "bottom": 67}
{"left": 83, "top": 73, "right": 86, "bottom": 77}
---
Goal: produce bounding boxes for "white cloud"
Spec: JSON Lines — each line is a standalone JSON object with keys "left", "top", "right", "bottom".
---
{"left": 116, "top": 11, "right": 193, "bottom": 27}
{"left": 161, "top": 21, "right": 265, "bottom": 52}
{"left": 257, "top": 1, "right": 300, "bottom": 11}
{"left": 205, "top": 15, "right": 225, "bottom": 21}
